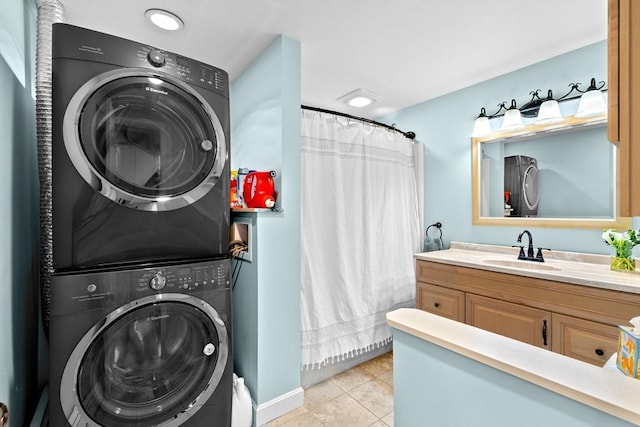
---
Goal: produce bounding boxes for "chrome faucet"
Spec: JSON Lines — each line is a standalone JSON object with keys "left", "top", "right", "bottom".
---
{"left": 517, "top": 230, "right": 535, "bottom": 259}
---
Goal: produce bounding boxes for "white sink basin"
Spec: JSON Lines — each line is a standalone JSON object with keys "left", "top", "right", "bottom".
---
{"left": 482, "top": 258, "right": 561, "bottom": 272}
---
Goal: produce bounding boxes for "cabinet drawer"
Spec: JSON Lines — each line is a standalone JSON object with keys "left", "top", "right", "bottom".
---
{"left": 551, "top": 313, "right": 619, "bottom": 367}
{"left": 416, "top": 283, "right": 465, "bottom": 322}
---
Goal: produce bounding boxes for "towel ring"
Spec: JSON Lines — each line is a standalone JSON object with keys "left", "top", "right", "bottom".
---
{"left": 425, "top": 222, "right": 443, "bottom": 240}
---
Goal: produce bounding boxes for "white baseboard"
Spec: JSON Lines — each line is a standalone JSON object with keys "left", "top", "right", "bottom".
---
{"left": 254, "top": 387, "right": 304, "bottom": 426}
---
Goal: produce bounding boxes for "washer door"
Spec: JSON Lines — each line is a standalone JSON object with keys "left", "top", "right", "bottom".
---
{"left": 60, "top": 294, "right": 228, "bottom": 427}
{"left": 63, "top": 68, "right": 227, "bottom": 211}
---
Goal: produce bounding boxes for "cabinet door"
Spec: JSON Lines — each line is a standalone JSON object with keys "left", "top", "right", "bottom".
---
{"left": 551, "top": 313, "right": 619, "bottom": 367}
{"left": 466, "top": 294, "right": 551, "bottom": 349}
{"left": 608, "top": 0, "right": 620, "bottom": 142}
{"left": 609, "top": 0, "right": 640, "bottom": 216}
{"left": 416, "top": 282, "right": 465, "bottom": 322}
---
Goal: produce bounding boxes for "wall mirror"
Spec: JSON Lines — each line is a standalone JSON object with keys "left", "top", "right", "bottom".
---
{"left": 471, "top": 113, "right": 632, "bottom": 229}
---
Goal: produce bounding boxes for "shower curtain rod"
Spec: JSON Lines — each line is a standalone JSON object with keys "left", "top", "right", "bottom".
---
{"left": 301, "top": 105, "right": 416, "bottom": 140}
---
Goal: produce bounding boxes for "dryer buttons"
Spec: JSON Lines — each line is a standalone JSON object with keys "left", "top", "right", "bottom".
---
{"left": 149, "top": 272, "right": 167, "bottom": 291}
{"left": 147, "top": 50, "right": 166, "bottom": 67}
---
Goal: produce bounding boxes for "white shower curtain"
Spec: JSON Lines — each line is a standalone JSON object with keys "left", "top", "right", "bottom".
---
{"left": 300, "top": 110, "right": 422, "bottom": 369}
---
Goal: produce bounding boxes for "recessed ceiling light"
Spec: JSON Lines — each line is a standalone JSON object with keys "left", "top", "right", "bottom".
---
{"left": 347, "top": 96, "right": 373, "bottom": 108}
{"left": 338, "top": 89, "right": 382, "bottom": 108}
{"left": 145, "top": 9, "right": 184, "bottom": 31}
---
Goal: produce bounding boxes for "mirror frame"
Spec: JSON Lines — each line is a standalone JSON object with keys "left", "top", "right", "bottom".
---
{"left": 471, "top": 113, "right": 632, "bottom": 229}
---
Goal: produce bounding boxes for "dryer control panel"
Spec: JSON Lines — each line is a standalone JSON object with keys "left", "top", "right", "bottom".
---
{"left": 52, "top": 23, "right": 229, "bottom": 97}
{"left": 50, "top": 259, "right": 230, "bottom": 316}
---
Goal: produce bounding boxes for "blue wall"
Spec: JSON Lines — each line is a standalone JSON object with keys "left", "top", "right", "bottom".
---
{"left": 230, "top": 35, "right": 302, "bottom": 406}
{"left": 381, "top": 41, "right": 640, "bottom": 255}
{"left": 0, "top": 0, "right": 40, "bottom": 424}
{"left": 392, "top": 328, "right": 635, "bottom": 427}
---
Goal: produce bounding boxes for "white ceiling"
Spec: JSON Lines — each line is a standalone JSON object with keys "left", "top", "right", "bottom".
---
{"left": 58, "top": 0, "right": 607, "bottom": 119}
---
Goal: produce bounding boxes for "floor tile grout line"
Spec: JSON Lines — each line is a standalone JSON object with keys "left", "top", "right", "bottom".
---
{"left": 345, "top": 378, "right": 394, "bottom": 424}
{"left": 343, "top": 389, "right": 386, "bottom": 426}
{"left": 270, "top": 353, "right": 394, "bottom": 426}
{"left": 311, "top": 388, "right": 384, "bottom": 427}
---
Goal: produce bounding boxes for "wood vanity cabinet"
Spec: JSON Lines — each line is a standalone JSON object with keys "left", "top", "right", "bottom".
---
{"left": 608, "top": 0, "right": 640, "bottom": 216}
{"left": 415, "top": 259, "right": 640, "bottom": 366}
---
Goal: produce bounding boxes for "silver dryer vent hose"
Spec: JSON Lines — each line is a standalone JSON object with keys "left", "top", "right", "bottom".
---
{"left": 35, "top": 0, "right": 64, "bottom": 333}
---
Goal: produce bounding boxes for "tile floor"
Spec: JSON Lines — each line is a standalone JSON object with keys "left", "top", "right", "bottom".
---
{"left": 268, "top": 352, "right": 394, "bottom": 427}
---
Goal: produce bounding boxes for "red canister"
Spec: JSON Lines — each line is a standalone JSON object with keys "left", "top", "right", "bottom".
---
{"left": 243, "top": 171, "right": 277, "bottom": 208}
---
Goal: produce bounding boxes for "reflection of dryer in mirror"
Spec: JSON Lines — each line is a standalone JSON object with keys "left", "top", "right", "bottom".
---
{"left": 504, "top": 155, "right": 539, "bottom": 217}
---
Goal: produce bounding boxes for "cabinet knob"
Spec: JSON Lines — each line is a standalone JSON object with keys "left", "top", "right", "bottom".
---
{"left": 595, "top": 348, "right": 605, "bottom": 356}
{"left": 434, "top": 302, "right": 440, "bottom": 308}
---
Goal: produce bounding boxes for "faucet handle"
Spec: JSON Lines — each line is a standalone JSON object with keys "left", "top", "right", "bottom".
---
{"left": 512, "top": 245, "right": 525, "bottom": 260}
{"left": 535, "top": 247, "right": 551, "bottom": 262}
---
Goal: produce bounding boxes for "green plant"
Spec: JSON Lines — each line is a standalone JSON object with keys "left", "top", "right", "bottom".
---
{"left": 602, "top": 228, "right": 640, "bottom": 258}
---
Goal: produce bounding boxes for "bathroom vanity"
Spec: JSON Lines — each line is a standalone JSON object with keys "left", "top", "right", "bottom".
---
{"left": 415, "top": 242, "right": 640, "bottom": 367}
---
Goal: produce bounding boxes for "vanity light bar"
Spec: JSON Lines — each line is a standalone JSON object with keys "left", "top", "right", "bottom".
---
{"left": 471, "top": 78, "right": 607, "bottom": 138}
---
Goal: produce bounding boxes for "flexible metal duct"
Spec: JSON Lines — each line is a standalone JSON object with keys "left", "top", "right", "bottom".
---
{"left": 36, "top": 0, "right": 64, "bottom": 333}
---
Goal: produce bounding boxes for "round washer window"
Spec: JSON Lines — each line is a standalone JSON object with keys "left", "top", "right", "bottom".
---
{"left": 79, "top": 77, "right": 217, "bottom": 198}
{"left": 72, "top": 301, "right": 225, "bottom": 426}
{"left": 63, "top": 69, "right": 227, "bottom": 211}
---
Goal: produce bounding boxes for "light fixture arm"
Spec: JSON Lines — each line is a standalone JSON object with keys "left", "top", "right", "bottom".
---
{"left": 479, "top": 102, "right": 510, "bottom": 119}
{"left": 557, "top": 78, "right": 606, "bottom": 101}
{"left": 582, "top": 77, "right": 606, "bottom": 92}
{"left": 519, "top": 90, "right": 547, "bottom": 117}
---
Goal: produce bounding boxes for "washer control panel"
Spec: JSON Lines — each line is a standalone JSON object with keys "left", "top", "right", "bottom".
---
{"left": 50, "top": 259, "right": 230, "bottom": 316}
{"left": 135, "top": 259, "right": 230, "bottom": 295}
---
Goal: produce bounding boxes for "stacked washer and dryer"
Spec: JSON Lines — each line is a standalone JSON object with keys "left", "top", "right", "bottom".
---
{"left": 49, "top": 24, "right": 232, "bottom": 426}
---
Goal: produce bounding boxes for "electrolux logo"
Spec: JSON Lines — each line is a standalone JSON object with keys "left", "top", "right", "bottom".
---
{"left": 146, "top": 87, "right": 168, "bottom": 95}
{"left": 146, "top": 314, "right": 170, "bottom": 321}
{"left": 78, "top": 45, "right": 103, "bottom": 55}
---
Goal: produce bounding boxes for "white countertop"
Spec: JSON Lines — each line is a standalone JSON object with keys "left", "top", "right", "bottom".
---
{"left": 415, "top": 242, "right": 640, "bottom": 294}
{"left": 387, "top": 308, "right": 640, "bottom": 425}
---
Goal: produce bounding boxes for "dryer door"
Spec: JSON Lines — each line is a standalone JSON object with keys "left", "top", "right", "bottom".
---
{"left": 522, "top": 163, "right": 539, "bottom": 212}
{"left": 63, "top": 68, "right": 227, "bottom": 211}
{"left": 60, "top": 294, "right": 228, "bottom": 427}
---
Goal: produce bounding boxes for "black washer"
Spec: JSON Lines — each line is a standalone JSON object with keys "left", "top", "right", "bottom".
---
{"left": 48, "top": 258, "right": 232, "bottom": 427}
